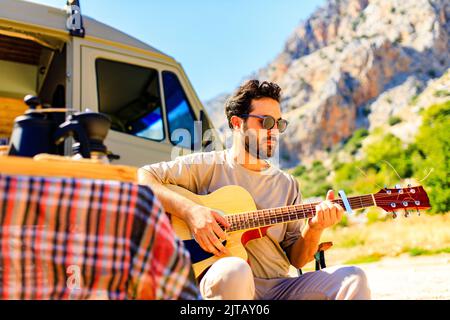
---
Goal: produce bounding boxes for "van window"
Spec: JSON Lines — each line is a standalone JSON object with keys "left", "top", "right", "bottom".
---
{"left": 96, "top": 59, "right": 165, "bottom": 141}
{"left": 162, "top": 71, "right": 198, "bottom": 149}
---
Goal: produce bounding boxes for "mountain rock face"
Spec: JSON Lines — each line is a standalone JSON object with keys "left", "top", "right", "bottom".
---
{"left": 204, "top": 0, "right": 449, "bottom": 168}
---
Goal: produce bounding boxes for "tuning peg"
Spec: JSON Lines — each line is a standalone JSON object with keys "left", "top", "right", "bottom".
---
{"left": 404, "top": 210, "right": 410, "bottom": 218}
{"left": 392, "top": 212, "right": 397, "bottom": 219}
{"left": 396, "top": 184, "right": 405, "bottom": 194}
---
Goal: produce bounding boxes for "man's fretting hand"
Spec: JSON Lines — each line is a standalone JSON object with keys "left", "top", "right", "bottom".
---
{"left": 308, "top": 190, "right": 344, "bottom": 230}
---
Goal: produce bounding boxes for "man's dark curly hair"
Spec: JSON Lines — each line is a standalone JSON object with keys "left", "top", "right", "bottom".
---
{"left": 225, "top": 80, "right": 282, "bottom": 129}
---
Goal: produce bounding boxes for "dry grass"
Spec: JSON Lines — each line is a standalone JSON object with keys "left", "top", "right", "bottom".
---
{"left": 300, "top": 213, "right": 450, "bottom": 271}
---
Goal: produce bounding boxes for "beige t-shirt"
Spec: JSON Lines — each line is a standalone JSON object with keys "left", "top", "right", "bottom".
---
{"left": 142, "top": 149, "right": 304, "bottom": 279}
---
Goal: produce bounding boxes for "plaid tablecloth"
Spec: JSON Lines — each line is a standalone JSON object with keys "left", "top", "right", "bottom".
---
{"left": 0, "top": 174, "right": 200, "bottom": 300}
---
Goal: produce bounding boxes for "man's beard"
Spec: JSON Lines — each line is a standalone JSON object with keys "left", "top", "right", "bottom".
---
{"left": 243, "top": 127, "right": 279, "bottom": 160}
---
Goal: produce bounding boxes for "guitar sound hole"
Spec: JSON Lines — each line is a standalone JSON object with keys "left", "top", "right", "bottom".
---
{"left": 183, "top": 239, "right": 228, "bottom": 264}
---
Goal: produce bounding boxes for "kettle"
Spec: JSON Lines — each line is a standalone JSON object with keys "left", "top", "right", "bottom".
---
{"left": 8, "top": 95, "right": 71, "bottom": 157}
{"left": 8, "top": 95, "right": 97, "bottom": 159}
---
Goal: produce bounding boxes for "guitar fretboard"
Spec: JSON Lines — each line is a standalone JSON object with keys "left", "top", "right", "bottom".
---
{"left": 226, "top": 194, "right": 375, "bottom": 232}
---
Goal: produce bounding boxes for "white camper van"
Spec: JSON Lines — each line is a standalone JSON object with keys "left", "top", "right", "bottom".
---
{"left": 0, "top": 0, "right": 216, "bottom": 166}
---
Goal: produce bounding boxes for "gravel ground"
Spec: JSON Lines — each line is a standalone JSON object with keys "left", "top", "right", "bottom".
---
{"left": 358, "top": 253, "right": 450, "bottom": 300}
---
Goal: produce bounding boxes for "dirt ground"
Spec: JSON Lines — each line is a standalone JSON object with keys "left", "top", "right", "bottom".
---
{"left": 357, "top": 253, "right": 450, "bottom": 300}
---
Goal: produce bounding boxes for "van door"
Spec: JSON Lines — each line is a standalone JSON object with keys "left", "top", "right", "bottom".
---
{"left": 81, "top": 46, "right": 179, "bottom": 167}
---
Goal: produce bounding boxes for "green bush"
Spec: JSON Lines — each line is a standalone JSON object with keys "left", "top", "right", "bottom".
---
{"left": 433, "top": 90, "right": 450, "bottom": 98}
{"left": 364, "top": 133, "right": 414, "bottom": 179}
{"left": 388, "top": 116, "right": 402, "bottom": 126}
{"left": 333, "top": 161, "right": 361, "bottom": 192}
{"left": 292, "top": 165, "right": 306, "bottom": 177}
{"left": 295, "top": 161, "right": 333, "bottom": 198}
{"left": 366, "top": 208, "right": 383, "bottom": 224}
{"left": 409, "top": 94, "right": 420, "bottom": 105}
{"left": 412, "top": 101, "right": 450, "bottom": 213}
{"left": 333, "top": 132, "right": 416, "bottom": 197}
{"left": 343, "top": 128, "right": 369, "bottom": 155}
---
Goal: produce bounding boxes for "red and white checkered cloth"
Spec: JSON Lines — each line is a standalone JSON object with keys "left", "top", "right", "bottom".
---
{"left": 0, "top": 174, "right": 200, "bottom": 300}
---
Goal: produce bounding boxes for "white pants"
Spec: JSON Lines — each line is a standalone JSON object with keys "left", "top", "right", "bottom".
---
{"left": 199, "top": 257, "right": 371, "bottom": 300}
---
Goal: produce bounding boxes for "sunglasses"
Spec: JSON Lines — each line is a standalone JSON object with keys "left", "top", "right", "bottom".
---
{"left": 240, "top": 114, "right": 289, "bottom": 133}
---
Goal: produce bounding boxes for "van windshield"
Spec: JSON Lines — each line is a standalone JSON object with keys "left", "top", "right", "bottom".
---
{"left": 96, "top": 58, "right": 165, "bottom": 141}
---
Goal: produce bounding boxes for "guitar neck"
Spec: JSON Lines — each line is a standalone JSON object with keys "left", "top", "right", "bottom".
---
{"left": 226, "top": 194, "right": 376, "bottom": 232}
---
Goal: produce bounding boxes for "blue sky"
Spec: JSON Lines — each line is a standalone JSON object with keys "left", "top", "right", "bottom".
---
{"left": 26, "top": 0, "right": 325, "bottom": 102}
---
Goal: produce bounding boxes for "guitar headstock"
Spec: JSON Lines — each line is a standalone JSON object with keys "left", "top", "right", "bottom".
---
{"left": 374, "top": 185, "right": 431, "bottom": 218}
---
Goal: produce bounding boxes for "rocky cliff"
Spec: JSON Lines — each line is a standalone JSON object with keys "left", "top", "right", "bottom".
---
{"left": 205, "top": 0, "right": 450, "bottom": 168}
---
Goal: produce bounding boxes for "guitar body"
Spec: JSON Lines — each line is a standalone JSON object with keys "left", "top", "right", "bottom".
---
{"left": 165, "top": 184, "right": 257, "bottom": 277}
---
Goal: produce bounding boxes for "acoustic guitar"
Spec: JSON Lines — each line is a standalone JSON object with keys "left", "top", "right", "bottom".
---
{"left": 165, "top": 184, "right": 431, "bottom": 277}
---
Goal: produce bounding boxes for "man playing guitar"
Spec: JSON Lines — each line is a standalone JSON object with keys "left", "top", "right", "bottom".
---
{"left": 138, "top": 80, "right": 371, "bottom": 300}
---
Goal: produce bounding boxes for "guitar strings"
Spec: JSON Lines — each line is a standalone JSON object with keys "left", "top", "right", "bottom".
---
{"left": 228, "top": 204, "right": 424, "bottom": 232}
{"left": 228, "top": 188, "right": 425, "bottom": 229}
{"left": 228, "top": 198, "right": 422, "bottom": 230}
{"left": 227, "top": 192, "right": 425, "bottom": 231}
{"left": 232, "top": 196, "right": 372, "bottom": 225}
